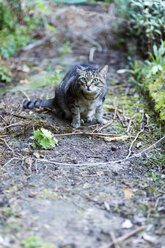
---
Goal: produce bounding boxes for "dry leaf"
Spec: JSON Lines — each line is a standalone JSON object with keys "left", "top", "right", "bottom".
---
{"left": 20, "top": 79, "right": 31, "bottom": 85}
{"left": 122, "top": 188, "right": 135, "bottom": 199}
{"left": 83, "top": 183, "right": 91, "bottom": 189}
{"left": 29, "top": 192, "right": 37, "bottom": 198}
{"left": 104, "top": 135, "right": 130, "bottom": 142}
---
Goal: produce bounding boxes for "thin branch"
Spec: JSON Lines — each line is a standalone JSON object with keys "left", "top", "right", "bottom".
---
{"left": 3, "top": 157, "right": 19, "bottom": 167}
{"left": 110, "top": 232, "right": 120, "bottom": 248}
{"left": 99, "top": 98, "right": 117, "bottom": 131}
{"left": 126, "top": 129, "right": 144, "bottom": 158}
{"left": 95, "top": 120, "right": 114, "bottom": 132}
{"left": 3, "top": 111, "right": 34, "bottom": 120}
{"left": 0, "top": 122, "right": 25, "bottom": 131}
{"left": 0, "top": 138, "right": 15, "bottom": 155}
{"left": 116, "top": 112, "right": 126, "bottom": 128}
{"left": 126, "top": 114, "right": 137, "bottom": 133}
{"left": 36, "top": 136, "right": 165, "bottom": 167}
{"left": 53, "top": 132, "right": 128, "bottom": 138}
{"left": 102, "top": 226, "right": 146, "bottom": 248}
{"left": 22, "top": 35, "right": 53, "bottom": 51}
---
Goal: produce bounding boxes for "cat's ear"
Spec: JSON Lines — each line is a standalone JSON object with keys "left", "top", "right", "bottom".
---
{"left": 98, "top": 65, "right": 108, "bottom": 78}
{"left": 77, "top": 66, "right": 85, "bottom": 75}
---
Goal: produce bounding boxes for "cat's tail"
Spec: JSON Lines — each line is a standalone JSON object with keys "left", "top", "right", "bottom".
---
{"left": 23, "top": 98, "right": 54, "bottom": 109}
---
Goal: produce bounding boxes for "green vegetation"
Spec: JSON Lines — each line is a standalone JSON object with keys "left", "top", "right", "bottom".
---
{"left": 130, "top": 41, "right": 165, "bottom": 122}
{"left": 115, "top": 0, "right": 165, "bottom": 122}
{"left": 0, "top": 0, "right": 35, "bottom": 59}
{"left": 116, "top": 0, "right": 165, "bottom": 54}
{"left": 0, "top": 0, "right": 48, "bottom": 83}
{"left": 0, "top": 62, "right": 12, "bottom": 82}
{"left": 22, "top": 237, "right": 56, "bottom": 248}
{"left": 31, "top": 128, "right": 58, "bottom": 149}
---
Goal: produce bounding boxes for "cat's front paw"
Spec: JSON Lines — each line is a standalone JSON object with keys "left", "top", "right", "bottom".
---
{"left": 97, "top": 118, "right": 107, "bottom": 125}
{"left": 71, "top": 121, "right": 81, "bottom": 128}
{"left": 87, "top": 116, "right": 93, "bottom": 123}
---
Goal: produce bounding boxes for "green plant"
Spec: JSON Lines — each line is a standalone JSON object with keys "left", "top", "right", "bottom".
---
{"left": 22, "top": 237, "right": 56, "bottom": 248}
{"left": 122, "top": 41, "right": 165, "bottom": 121}
{"left": 115, "top": 0, "right": 129, "bottom": 19}
{"left": 31, "top": 128, "right": 58, "bottom": 149}
{"left": 51, "top": 68, "right": 63, "bottom": 86}
{"left": 145, "top": 171, "right": 163, "bottom": 186}
{"left": 145, "top": 40, "right": 165, "bottom": 78}
{"left": 58, "top": 42, "right": 72, "bottom": 56}
{"left": 0, "top": 25, "right": 33, "bottom": 59}
{"left": 116, "top": 0, "right": 165, "bottom": 54}
{"left": 0, "top": 63, "right": 12, "bottom": 82}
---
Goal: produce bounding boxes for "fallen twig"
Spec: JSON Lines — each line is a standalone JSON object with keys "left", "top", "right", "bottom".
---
{"left": 126, "top": 129, "right": 144, "bottom": 158}
{"left": 0, "top": 122, "right": 25, "bottom": 131}
{"left": 36, "top": 136, "right": 165, "bottom": 167}
{"left": 53, "top": 132, "right": 128, "bottom": 138}
{"left": 110, "top": 232, "right": 120, "bottom": 248}
{"left": 116, "top": 112, "right": 126, "bottom": 128}
{"left": 127, "top": 113, "right": 137, "bottom": 133}
{"left": 101, "top": 226, "right": 146, "bottom": 248}
{"left": 3, "top": 157, "right": 20, "bottom": 167}
{"left": 2, "top": 136, "right": 164, "bottom": 168}
{"left": 109, "top": 84, "right": 127, "bottom": 90}
{"left": 0, "top": 138, "right": 15, "bottom": 155}
{"left": 96, "top": 120, "right": 114, "bottom": 132}
{"left": 99, "top": 98, "right": 117, "bottom": 131}
{"left": 22, "top": 35, "right": 53, "bottom": 51}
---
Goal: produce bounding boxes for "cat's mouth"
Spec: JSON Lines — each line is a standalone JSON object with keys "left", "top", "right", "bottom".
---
{"left": 83, "top": 88, "right": 97, "bottom": 95}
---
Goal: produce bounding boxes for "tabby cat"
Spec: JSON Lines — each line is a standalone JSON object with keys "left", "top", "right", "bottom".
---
{"left": 23, "top": 64, "right": 108, "bottom": 128}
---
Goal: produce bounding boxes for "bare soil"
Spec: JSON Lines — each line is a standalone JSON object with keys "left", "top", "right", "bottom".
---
{"left": 0, "top": 3, "right": 165, "bottom": 248}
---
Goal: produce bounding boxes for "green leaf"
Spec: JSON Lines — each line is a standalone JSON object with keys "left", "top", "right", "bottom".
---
{"left": 40, "top": 128, "right": 53, "bottom": 139}
{"left": 31, "top": 128, "right": 58, "bottom": 150}
{"left": 40, "top": 138, "right": 51, "bottom": 149}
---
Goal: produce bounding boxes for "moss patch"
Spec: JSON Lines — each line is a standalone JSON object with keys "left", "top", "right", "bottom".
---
{"left": 148, "top": 72, "right": 165, "bottom": 122}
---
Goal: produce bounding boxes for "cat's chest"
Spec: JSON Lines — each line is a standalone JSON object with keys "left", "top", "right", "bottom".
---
{"left": 76, "top": 96, "right": 99, "bottom": 113}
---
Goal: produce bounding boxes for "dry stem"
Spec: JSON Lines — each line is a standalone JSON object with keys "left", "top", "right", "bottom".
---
{"left": 36, "top": 135, "right": 165, "bottom": 167}
{"left": 102, "top": 226, "right": 146, "bottom": 248}
{"left": 110, "top": 232, "right": 120, "bottom": 248}
{"left": 126, "top": 129, "right": 144, "bottom": 158}
{"left": 127, "top": 114, "right": 137, "bottom": 133}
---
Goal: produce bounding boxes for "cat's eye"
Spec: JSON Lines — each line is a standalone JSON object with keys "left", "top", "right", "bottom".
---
{"left": 80, "top": 77, "right": 86, "bottom": 83}
{"left": 93, "top": 78, "right": 99, "bottom": 85}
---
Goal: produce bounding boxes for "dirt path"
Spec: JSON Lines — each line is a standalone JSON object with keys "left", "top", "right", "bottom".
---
{"left": 0, "top": 3, "right": 165, "bottom": 248}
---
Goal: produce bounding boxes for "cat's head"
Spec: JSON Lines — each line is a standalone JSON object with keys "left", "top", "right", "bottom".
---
{"left": 77, "top": 65, "right": 108, "bottom": 94}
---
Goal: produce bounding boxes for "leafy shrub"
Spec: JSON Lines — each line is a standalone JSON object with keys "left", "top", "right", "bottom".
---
{"left": 0, "top": 25, "right": 33, "bottom": 59}
{"left": 131, "top": 41, "right": 165, "bottom": 121}
{"left": 116, "top": 0, "right": 165, "bottom": 54}
{"left": 0, "top": 62, "right": 12, "bottom": 82}
{"left": 31, "top": 128, "right": 58, "bottom": 149}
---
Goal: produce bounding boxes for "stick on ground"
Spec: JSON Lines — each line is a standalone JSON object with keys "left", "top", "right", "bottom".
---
{"left": 101, "top": 226, "right": 146, "bottom": 248}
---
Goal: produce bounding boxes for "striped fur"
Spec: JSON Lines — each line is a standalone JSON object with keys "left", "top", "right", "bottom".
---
{"left": 23, "top": 64, "right": 108, "bottom": 128}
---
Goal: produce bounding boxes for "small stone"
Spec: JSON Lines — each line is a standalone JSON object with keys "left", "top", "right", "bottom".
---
{"left": 22, "top": 64, "right": 30, "bottom": 72}
{"left": 142, "top": 233, "right": 157, "bottom": 244}
{"left": 121, "top": 219, "right": 133, "bottom": 228}
{"left": 111, "top": 146, "right": 117, "bottom": 151}
{"left": 136, "top": 142, "right": 142, "bottom": 148}
{"left": 29, "top": 192, "right": 37, "bottom": 198}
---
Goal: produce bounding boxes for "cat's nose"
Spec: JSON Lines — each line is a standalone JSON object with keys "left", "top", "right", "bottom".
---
{"left": 87, "top": 86, "right": 90, "bottom": 91}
